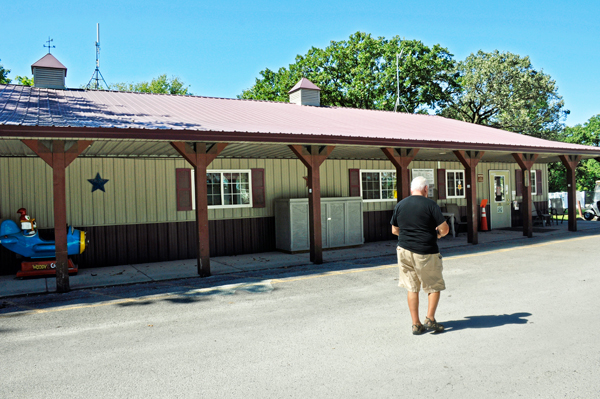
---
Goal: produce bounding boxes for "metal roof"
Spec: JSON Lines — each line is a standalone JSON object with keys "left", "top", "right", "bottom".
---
{"left": 288, "top": 78, "right": 321, "bottom": 93}
{"left": 1, "top": 84, "right": 599, "bottom": 163}
{"left": 30, "top": 54, "right": 67, "bottom": 76}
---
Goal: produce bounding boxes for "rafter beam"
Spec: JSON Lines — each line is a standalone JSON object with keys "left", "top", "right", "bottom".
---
{"left": 381, "top": 148, "right": 419, "bottom": 201}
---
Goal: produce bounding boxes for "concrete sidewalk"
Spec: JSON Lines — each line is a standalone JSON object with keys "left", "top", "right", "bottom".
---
{"left": 2, "top": 219, "right": 598, "bottom": 298}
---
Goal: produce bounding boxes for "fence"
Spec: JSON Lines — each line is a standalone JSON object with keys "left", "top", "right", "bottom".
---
{"left": 548, "top": 191, "right": 587, "bottom": 209}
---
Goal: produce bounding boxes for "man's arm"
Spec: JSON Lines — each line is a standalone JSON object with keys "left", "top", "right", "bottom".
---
{"left": 436, "top": 221, "right": 450, "bottom": 239}
{"left": 392, "top": 225, "right": 400, "bottom": 236}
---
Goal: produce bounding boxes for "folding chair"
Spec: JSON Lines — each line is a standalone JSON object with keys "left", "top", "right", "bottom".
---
{"left": 550, "top": 198, "right": 567, "bottom": 224}
{"left": 446, "top": 203, "right": 468, "bottom": 234}
{"left": 532, "top": 201, "right": 552, "bottom": 226}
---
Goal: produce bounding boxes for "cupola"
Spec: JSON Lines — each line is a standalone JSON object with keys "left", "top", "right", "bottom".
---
{"left": 31, "top": 53, "right": 67, "bottom": 89}
{"left": 288, "top": 78, "right": 321, "bottom": 106}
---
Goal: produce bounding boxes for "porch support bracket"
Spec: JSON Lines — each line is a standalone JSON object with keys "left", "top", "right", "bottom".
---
{"left": 381, "top": 148, "right": 419, "bottom": 201}
{"left": 21, "top": 139, "right": 93, "bottom": 293}
{"left": 512, "top": 153, "right": 539, "bottom": 238}
{"left": 171, "top": 142, "right": 228, "bottom": 277}
{"left": 559, "top": 154, "right": 582, "bottom": 232}
{"left": 453, "top": 150, "right": 484, "bottom": 244}
{"left": 289, "top": 145, "right": 335, "bottom": 264}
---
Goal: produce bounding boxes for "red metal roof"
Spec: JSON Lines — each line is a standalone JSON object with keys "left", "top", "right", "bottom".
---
{"left": 1, "top": 84, "right": 599, "bottom": 158}
{"left": 31, "top": 54, "right": 67, "bottom": 76}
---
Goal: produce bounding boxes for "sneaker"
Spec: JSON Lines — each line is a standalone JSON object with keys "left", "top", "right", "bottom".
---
{"left": 424, "top": 317, "right": 444, "bottom": 333}
{"left": 412, "top": 324, "right": 427, "bottom": 335}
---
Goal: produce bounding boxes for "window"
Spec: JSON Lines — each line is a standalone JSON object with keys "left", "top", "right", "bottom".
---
{"left": 191, "top": 169, "right": 253, "bottom": 209}
{"left": 446, "top": 170, "right": 465, "bottom": 199}
{"left": 360, "top": 170, "right": 396, "bottom": 201}
{"left": 412, "top": 169, "right": 435, "bottom": 198}
{"left": 493, "top": 175, "right": 506, "bottom": 202}
{"left": 530, "top": 170, "right": 537, "bottom": 195}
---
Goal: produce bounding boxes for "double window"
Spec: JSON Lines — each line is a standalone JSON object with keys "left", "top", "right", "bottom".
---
{"left": 178, "top": 169, "right": 253, "bottom": 210}
{"left": 446, "top": 170, "right": 465, "bottom": 199}
{"left": 204, "top": 170, "right": 252, "bottom": 207}
{"left": 360, "top": 170, "right": 396, "bottom": 201}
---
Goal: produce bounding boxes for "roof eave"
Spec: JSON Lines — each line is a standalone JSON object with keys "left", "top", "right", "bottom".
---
{"left": 2, "top": 124, "right": 599, "bottom": 160}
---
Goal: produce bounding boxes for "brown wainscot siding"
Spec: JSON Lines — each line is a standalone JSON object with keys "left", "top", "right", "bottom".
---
{"left": 71, "top": 217, "right": 276, "bottom": 268}
{"left": 363, "top": 210, "right": 396, "bottom": 242}
{"left": 0, "top": 217, "right": 275, "bottom": 274}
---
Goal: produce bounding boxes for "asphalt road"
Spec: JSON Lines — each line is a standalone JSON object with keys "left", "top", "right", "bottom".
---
{"left": 2, "top": 232, "right": 600, "bottom": 398}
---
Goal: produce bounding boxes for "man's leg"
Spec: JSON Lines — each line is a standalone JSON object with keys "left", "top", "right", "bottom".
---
{"left": 426, "top": 291, "right": 440, "bottom": 321}
{"left": 408, "top": 292, "right": 421, "bottom": 325}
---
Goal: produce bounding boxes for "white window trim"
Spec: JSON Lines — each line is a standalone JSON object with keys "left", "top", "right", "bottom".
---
{"left": 191, "top": 169, "right": 253, "bottom": 210}
{"left": 359, "top": 169, "right": 397, "bottom": 202}
{"left": 531, "top": 170, "right": 537, "bottom": 196}
{"left": 446, "top": 169, "right": 466, "bottom": 199}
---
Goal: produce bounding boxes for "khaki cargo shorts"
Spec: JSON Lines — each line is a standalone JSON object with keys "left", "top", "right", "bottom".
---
{"left": 396, "top": 247, "right": 445, "bottom": 293}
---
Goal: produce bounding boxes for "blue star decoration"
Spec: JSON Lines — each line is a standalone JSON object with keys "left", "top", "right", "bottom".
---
{"left": 88, "top": 173, "right": 109, "bottom": 192}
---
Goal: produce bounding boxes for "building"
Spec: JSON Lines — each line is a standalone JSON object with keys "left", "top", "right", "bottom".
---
{"left": 1, "top": 55, "right": 598, "bottom": 292}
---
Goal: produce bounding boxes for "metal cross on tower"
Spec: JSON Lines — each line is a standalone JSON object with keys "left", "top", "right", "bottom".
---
{"left": 86, "top": 23, "right": 109, "bottom": 90}
{"left": 44, "top": 37, "right": 55, "bottom": 54}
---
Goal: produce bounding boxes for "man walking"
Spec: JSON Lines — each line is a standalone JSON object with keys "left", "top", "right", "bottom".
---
{"left": 391, "top": 176, "right": 450, "bottom": 335}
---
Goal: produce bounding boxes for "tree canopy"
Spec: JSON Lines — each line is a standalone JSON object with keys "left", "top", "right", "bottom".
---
{"left": 0, "top": 63, "right": 11, "bottom": 84}
{"left": 239, "top": 32, "right": 459, "bottom": 113}
{"left": 111, "top": 74, "right": 191, "bottom": 95}
{"left": 549, "top": 115, "right": 600, "bottom": 191}
{"left": 15, "top": 75, "right": 33, "bottom": 86}
{"left": 440, "top": 50, "right": 568, "bottom": 139}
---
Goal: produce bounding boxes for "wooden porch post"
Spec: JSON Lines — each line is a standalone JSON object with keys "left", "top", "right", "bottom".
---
{"left": 453, "top": 150, "right": 484, "bottom": 244}
{"left": 512, "top": 153, "right": 539, "bottom": 238}
{"left": 21, "top": 140, "right": 93, "bottom": 293}
{"left": 559, "top": 155, "right": 581, "bottom": 232}
{"left": 171, "top": 142, "right": 227, "bottom": 276}
{"left": 289, "top": 145, "right": 335, "bottom": 264}
{"left": 381, "top": 148, "right": 419, "bottom": 201}
{"left": 52, "top": 142, "right": 69, "bottom": 292}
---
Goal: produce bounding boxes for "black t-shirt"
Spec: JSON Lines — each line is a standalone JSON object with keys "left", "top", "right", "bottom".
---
{"left": 390, "top": 195, "right": 447, "bottom": 255}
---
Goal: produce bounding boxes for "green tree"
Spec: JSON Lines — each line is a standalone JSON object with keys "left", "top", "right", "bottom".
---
{"left": 240, "top": 32, "right": 459, "bottom": 112}
{"left": 440, "top": 50, "right": 568, "bottom": 139}
{"left": 111, "top": 74, "right": 191, "bottom": 95}
{"left": 15, "top": 75, "right": 33, "bottom": 86}
{"left": 549, "top": 115, "right": 600, "bottom": 192}
{"left": 0, "top": 62, "right": 11, "bottom": 84}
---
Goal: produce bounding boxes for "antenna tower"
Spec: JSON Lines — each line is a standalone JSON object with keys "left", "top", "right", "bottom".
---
{"left": 86, "top": 23, "right": 109, "bottom": 90}
{"left": 394, "top": 50, "right": 410, "bottom": 113}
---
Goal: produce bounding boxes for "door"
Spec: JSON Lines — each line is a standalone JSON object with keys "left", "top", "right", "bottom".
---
{"left": 488, "top": 170, "right": 511, "bottom": 229}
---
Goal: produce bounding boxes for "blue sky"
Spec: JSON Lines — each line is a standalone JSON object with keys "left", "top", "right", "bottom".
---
{"left": 1, "top": 0, "right": 598, "bottom": 126}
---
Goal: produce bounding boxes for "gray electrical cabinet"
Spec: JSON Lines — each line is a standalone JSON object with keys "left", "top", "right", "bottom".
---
{"left": 274, "top": 197, "right": 364, "bottom": 252}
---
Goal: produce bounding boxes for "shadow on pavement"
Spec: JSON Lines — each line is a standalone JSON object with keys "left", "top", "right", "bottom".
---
{"left": 4, "top": 227, "right": 600, "bottom": 317}
{"left": 443, "top": 312, "right": 531, "bottom": 332}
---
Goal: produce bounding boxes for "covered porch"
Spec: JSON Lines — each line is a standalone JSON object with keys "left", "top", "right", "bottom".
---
{"left": 1, "top": 84, "right": 599, "bottom": 292}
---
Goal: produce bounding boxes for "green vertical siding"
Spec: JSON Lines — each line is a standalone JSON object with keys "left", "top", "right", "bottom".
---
{"left": 0, "top": 156, "right": 548, "bottom": 229}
